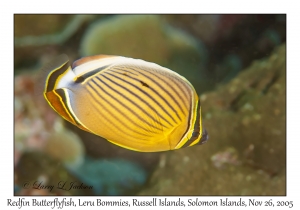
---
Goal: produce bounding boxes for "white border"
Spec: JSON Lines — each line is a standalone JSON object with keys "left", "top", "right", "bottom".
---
{"left": 4, "top": 1, "right": 299, "bottom": 209}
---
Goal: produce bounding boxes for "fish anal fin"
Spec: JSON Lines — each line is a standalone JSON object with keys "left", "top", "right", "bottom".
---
{"left": 44, "top": 89, "right": 76, "bottom": 126}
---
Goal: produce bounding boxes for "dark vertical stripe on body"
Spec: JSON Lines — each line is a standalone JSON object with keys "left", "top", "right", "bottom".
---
{"left": 137, "top": 65, "right": 194, "bottom": 129}
{"left": 100, "top": 72, "right": 177, "bottom": 126}
{"left": 119, "top": 65, "right": 190, "bottom": 112}
{"left": 87, "top": 86, "right": 146, "bottom": 140}
{"left": 89, "top": 79, "right": 163, "bottom": 134}
{"left": 107, "top": 69, "right": 183, "bottom": 121}
{"left": 87, "top": 83, "right": 154, "bottom": 138}
{"left": 91, "top": 77, "right": 163, "bottom": 133}
{"left": 91, "top": 76, "right": 168, "bottom": 130}
{"left": 121, "top": 65, "right": 188, "bottom": 105}
{"left": 140, "top": 65, "right": 193, "bottom": 104}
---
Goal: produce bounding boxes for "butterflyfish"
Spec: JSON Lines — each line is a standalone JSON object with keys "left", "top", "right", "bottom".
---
{"left": 43, "top": 54, "right": 208, "bottom": 152}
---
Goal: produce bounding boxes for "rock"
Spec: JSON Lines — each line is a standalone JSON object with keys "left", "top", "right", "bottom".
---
{"left": 201, "top": 44, "right": 286, "bottom": 176}
{"left": 15, "top": 152, "right": 92, "bottom": 195}
{"left": 162, "top": 15, "right": 222, "bottom": 44}
{"left": 138, "top": 44, "right": 286, "bottom": 195}
{"left": 67, "top": 156, "right": 147, "bottom": 195}
{"left": 44, "top": 121, "right": 85, "bottom": 169}
{"left": 164, "top": 15, "right": 286, "bottom": 89}
{"left": 14, "top": 15, "right": 96, "bottom": 69}
{"left": 15, "top": 15, "right": 75, "bottom": 37}
{"left": 80, "top": 15, "right": 209, "bottom": 93}
{"left": 65, "top": 121, "right": 161, "bottom": 176}
{"left": 14, "top": 73, "right": 86, "bottom": 168}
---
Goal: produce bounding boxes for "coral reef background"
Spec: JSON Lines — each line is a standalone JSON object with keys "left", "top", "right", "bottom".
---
{"left": 14, "top": 14, "right": 286, "bottom": 195}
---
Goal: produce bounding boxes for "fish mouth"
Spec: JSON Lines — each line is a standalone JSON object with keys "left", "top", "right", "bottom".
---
{"left": 199, "top": 129, "right": 209, "bottom": 145}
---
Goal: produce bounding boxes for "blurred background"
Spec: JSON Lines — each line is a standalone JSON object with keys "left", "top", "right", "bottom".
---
{"left": 14, "top": 14, "right": 286, "bottom": 195}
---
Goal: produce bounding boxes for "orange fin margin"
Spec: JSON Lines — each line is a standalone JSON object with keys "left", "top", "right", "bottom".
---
{"left": 44, "top": 91, "right": 75, "bottom": 125}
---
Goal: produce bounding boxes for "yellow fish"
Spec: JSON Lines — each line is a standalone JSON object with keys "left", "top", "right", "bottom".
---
{"left": 43, "top": 54, "right": 208, "bottom": 152}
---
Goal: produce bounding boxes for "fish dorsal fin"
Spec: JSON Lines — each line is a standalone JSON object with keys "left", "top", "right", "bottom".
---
{"left": 72, "top": 55, "right": 121, "bottom": 76}
{"left": 72, "top": 55, "right": 117, "bottom": 69}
